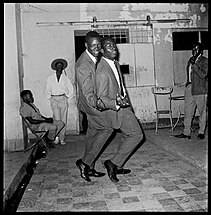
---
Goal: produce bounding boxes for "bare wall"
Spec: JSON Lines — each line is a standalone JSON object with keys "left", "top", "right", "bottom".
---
{"left": 4, "top": 3, "right": 208, "bottom": 151}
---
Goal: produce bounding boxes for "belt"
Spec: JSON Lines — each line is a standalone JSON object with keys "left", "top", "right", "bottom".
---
{"left": 51, "top": 94, "right": 65, "bottom": 97}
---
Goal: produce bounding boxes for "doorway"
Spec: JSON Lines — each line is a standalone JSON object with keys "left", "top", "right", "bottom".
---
{"left": 74, "top": 30, "right": 89, "bottom": 134}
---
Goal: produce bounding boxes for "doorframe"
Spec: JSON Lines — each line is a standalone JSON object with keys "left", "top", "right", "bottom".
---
{"left": 15, "top": 3, "right": 28, "bottom": 149}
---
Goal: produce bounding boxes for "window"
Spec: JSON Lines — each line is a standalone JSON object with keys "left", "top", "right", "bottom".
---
{"left": 172, "top": 32, "right": 198, "bottom": 50}
{"left": 200, "top": 31, "right": 208, "bottom": 50}
{"left": 96, "top": 27, "right": 129, "bottom": 44}
{"left": 173, "top": 31, "right": 208, "bottom": 50}
{"left": 94, "top": 23, "right": 153, "bottom": 44}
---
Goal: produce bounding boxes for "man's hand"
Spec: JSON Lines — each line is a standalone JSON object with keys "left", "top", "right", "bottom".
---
{"left": 45, "top": 117, "right": 53, "bottom": 123}
{"left": 116, "top": 94, "right": 130, "bottom": 108}
{"left": 96, "top": 97, "right": 107, "bottom": 111}
{"left": 189, "top": 56, "right": 196, "bottom": 65}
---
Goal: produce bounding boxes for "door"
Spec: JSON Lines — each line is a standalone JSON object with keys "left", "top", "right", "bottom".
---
{"left": 117, "top": 43, "right": 155, "bottom": 87}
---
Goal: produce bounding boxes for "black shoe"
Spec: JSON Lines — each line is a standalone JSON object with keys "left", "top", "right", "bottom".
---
{"left": 88, "top": 169, "right": 106, "bottom": 177}
{"left": 174, "top": 133, "right": 191, "bottom": 139}
{"left": 116, "top": 168, "right": 131, "bottom": 174}
{"left": 44, "top": 137, "right": 55, "bottom": 149}
{"left": 79, "top": 130, "right": 86, "bottom": 135}
{"left": 46, "top": 140, "right": 55, "bottom": 149}
{"left": 35, "top": 146, "right": 46, "bottom": 159}
{"left": 76, "top": 159, "right": 91, "bottom": 182}
{"left": 197, "top": 134, "right": 205, "bottom": 140}
{"left": 104, "top": 160, "right": 119, "bottom": 183}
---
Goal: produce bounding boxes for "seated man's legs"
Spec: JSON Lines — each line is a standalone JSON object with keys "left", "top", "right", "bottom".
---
{"left": 38, "top": 122, "right": 58, "bottom": 141}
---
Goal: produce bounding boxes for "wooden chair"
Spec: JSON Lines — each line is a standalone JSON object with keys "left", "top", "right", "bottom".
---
{"left": 151, "top": 86, "right": 173, "bottom": 135}
{"left": 20, "top": 115, "right": 49, "bottom": 152}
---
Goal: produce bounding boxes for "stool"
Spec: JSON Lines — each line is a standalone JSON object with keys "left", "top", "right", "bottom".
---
{"left": 151, "top": 86, "right": 173, "bottom": 135}
{"left": 170, "top": 96, "right": 185, "bottom": 133}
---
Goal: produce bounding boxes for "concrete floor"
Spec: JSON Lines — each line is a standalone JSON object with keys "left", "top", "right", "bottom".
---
{"left": 4, "top": 126, "right": 208, "bottom": 212}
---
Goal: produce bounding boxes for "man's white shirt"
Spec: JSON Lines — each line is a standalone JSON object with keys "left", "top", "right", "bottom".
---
{"left": 45, "top": 73, "right": 74, "bottom": 100}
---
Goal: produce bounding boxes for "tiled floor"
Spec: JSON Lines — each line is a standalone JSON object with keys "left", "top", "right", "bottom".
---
{"left": 16, "top": 131, "right": 208, "bottom": 212}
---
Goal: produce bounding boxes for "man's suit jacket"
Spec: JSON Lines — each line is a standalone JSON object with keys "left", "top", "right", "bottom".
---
{"left": 75, "top": 51, "right": 103, "bottom": 116}
{"left": 187, "top": 55, "right": 208, "bottom": 95}
{"left": 95, "top": 57, "right": 133, "bottom": 129}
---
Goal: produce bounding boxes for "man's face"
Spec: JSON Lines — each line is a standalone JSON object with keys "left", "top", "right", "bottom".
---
{"left": 24, "top": 92, "right": 34, "bottom": 103}
{"left": 192, "top": 45, "right": 201, "bottom": 58}
{"left": 86, "top": 37, "right": 101, "bottom": 58}
{"left": 101, "top": 39, "right": 118, "bottom": 60}
{"left": 55, "top": 62, "right": 63, "bottom": 72}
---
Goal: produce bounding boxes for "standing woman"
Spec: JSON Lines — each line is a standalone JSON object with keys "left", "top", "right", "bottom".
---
{"left": 45, "top": 58, "right": 74, "bottom": 145}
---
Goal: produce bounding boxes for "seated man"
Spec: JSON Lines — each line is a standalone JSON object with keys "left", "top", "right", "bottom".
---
{"left": 19, "top": 90, "right": 65, "bottom": 148}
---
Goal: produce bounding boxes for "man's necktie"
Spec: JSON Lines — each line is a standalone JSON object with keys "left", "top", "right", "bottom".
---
{"left": 95, "top": 58, "right": 99, "bottom": 71}
{"left": 114, "top": 60, "right": 124, "bottom": 97}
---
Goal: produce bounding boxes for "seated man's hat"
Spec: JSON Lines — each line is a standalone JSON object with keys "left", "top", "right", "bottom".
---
{"left": 51, "top": 58, "right": 68, "bottom": 70}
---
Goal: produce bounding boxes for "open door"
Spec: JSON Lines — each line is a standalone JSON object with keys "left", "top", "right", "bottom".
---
{"left": 74, "top": 30, "right": 89, "bottom": 134}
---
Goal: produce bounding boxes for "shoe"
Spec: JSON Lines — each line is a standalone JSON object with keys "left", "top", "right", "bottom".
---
{"left": 88, "top": 169, "right": 105, "bottom": 177}
{"left": 104, "top": 160, "right": 119, "bottom": 183}
{"left": 197, "top": 134, "right": 205, "bottom": 140}
{"left": 76, "top": 159, "right": 91, "bottom": 182}
{"left": 45, "top": 139, "right": 55, "bottom": 149}
{"left": 54, "top": 136, "right": 59, "bottom": 144}
{"left": 35, "top": 146, "right": 46, "bottom": 159}
{"left": 116, "top": 168, "right": 131, "bottom": 174}
{"left": 174, "top": 133, "right": 191, "bottom": 139}
{"left": 80, "top": 130, "right": 86, "bottom": 135}
{"left": 60, "top": 140, "right": 66, "bottom": 145}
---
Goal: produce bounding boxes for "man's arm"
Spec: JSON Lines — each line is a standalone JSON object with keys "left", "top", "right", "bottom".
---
{"left": 76, "top": 65, "right": 98, "bottom": 107}
{"left": 65, "top": 76, "right": 75, "bottom": 99}
{"left": 25, "top": 116, "right": 53, "bottom": 124}
{"left": 192, "top": 58, "right": 208, "bottom": 79}
{"left": 45, "top": 76, "right": 52, "bottom": 100}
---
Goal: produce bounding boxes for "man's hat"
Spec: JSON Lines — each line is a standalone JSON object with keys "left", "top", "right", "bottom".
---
{"left": 51, "top": 58, "right": 68, "bottom": 70}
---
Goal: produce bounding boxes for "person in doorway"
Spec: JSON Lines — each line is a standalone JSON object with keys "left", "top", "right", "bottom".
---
{"left": 19, "top": 90, "right": 65, "bottom": 148}
{"left": 174, "top": 42, "right": 208, "bottom": 140}
{"left": 45, "top": 58, "right": 74, "bottom": 145}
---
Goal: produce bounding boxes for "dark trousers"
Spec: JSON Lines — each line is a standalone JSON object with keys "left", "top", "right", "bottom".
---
{"left": 82, "top": 109, "right": 144, "bottom": 168}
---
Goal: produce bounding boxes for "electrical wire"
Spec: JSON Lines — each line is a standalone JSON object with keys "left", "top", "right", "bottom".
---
{"left": 24, "top": 3, "right": 48, "bottom": 12}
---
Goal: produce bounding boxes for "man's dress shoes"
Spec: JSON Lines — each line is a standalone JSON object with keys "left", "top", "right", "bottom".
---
{"left": 116, "top": 168, "right": 131, "bottom": 174}
{"left": 88, "top": 169, "right": 105, "bottom": 177}
{"left": 174, "top": 133, "right": 191, "bottom": 139}
{"left": 75, "top": 159, "right": 91, "bottom": 182}
{"left": 104, "top": 160, "right": 119, "bottom": 183}
{"left": 197, "top": 134, "right": 205, "bottom": 140}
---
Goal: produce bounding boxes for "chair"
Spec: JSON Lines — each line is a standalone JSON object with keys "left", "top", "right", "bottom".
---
{"left": 21, "top": 115, "right": 49, "bottom": 152}
{"left": 151, "top": 86, "right": 173, "bottom": 135}
{"left": 170, "top": 96, "right": 185, "bottom": 133}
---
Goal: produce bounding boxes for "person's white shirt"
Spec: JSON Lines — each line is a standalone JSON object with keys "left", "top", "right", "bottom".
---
{"left": 103, "top": 57, "right": 127, "bottom": 110}
{"left": 45, "top": 73, "right": 74, "bottom": 100}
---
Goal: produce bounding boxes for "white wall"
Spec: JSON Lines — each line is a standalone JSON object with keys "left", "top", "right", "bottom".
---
{"left": 4, "top": 3, "right": 208, "bottom": 151}
{"left": 21, "top": 12, "right": 79, "bottom": 134}
{"left": 4, "top": 4, "right": 24, "bottom": 151}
